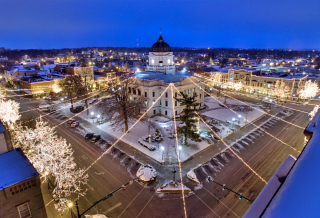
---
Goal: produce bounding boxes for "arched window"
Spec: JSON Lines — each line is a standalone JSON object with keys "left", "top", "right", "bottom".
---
{"left": 128, "top": 87, "right": 131, "bottom": 93}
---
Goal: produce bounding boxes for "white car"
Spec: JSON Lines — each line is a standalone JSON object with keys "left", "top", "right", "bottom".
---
{"left": 38, "top": 102, "right": 51, "bottom": 109}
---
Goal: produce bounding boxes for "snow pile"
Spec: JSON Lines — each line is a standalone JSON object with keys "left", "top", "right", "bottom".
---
{"left": 157, "top": 180, "right": 192, "bottom": 193}
{"left": 187, "top": 170, "right": 200, "bottom": 184}
{"left": 138, "top": 137, "right": 156, "bottom": 151}
{"left": 136, "top": 164, "right": 157, "bottom": 182}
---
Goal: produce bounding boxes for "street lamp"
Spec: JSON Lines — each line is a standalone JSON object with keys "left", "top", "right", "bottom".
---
{"left": 232, "top": 118, "right": 236, "bottom": 128}
{"left": 238, "top": 115, "right": 242, "bottom": 125}
{"left": 67, "top": 202, "right": 73, "bottom": 208}
{"left": 160, "top": 146, "right": 164, "bottom": 161}
{"left": 97, "top": 114, "right": 101, "bottom": 125}
{"left": 178, "top": 145, "right": 182, "bottom": 157}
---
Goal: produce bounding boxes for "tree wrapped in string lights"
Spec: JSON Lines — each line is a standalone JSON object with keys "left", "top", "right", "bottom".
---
{"left": 13, "top": 119, "right": 88, "bottom": 212}
{"left": 299, "top": 80, "right": 319, "bottom": 101}
{"left": 233, "top": 82, "right": 243, "bottom": 91}
{"left": 270, "top": 80, "right": 289, "bottom": 100}
{"left": 174, "top": 92, "right": 202, "bottom": 146}
{"left": 0, "top": 97, "right": 20, "bottom": 128}
{"left": 309, "top": 105, "right": 319, "bottom": 120}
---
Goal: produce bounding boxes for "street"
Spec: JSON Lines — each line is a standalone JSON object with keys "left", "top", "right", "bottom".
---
{"left": 15, "top": 92, "right": 314, "bottom": 218}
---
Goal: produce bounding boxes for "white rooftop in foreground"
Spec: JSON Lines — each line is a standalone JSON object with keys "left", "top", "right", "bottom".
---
{"left": 245, "top": 109, "right": 320, "bottom": 217}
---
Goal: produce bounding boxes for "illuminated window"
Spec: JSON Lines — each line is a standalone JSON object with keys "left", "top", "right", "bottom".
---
{"left": 151, "top": 59, "right": 154, "bottom": 64}
{"left": 168, "top": 59, "right": 171, "bottom": 64}
{"left": 159, "top": 61, "right": 163, "bottom": 67}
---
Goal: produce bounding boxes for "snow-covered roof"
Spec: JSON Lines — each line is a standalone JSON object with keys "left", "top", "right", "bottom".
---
{"left": 0, "top": 149, "right": 39, "bottom": 190}
{"left": 134, "top": 71, "right": 192, "bottom": 83}
{"left": 261, "top": 109, "right": 320, "bottom": 217}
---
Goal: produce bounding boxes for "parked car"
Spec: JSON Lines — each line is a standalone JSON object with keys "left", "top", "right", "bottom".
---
{"left": 70, "top": 106, "right": 84, "bottom": 113}
{"left": 38, "top": 102, "right": 51, "bottom": 109}
{"left": 89, "top": 99, "right": 98, "bottom": 105}
{"left": 67, "top": 119, "right": 76, "bottom": 125}
{"left": 85, "top": 133, "right": 94, "bottom": 140}
{"left": 41, "top": 106, "right": 53, "bottom": 112}
{"left": 91, "top": 134, "right": 101, "bottom": 142}
{"left": 70, "top": 121, "right": 79, "bottom": 127}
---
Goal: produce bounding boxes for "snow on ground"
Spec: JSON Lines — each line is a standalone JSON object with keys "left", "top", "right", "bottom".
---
{"left": 202, "top": 97, "right": 265, "bottom": 127}
{"left": 157, "top": 180, "right": 192, "bottom": 193}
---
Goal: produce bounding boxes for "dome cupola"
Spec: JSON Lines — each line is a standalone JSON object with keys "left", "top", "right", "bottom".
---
{"left": 150, "top": 35, "right": 171, "bottom": 52}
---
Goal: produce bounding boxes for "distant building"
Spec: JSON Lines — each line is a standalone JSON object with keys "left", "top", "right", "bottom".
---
{"left": 0, "top": 149, "right": 47, "bottom": 218}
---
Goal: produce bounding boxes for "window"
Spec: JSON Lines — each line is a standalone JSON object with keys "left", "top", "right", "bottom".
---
{"left": 165, "top": 110, "right": 167, "bottom": 115}
{"left": 159, "top": 109, "right": 162, "bottom": 114}
{"left": 168, "top": 59, "right": 171, "bottom": 64}
{"left": 17, "top": 203, "right": 31, "bottom": 218}
{"left": 165, "top": 101, "right": 168, "bottom": 106}
{"left": 165, "top": 92, "right": 168, "bottom": 98}
{"left": 144, "top": 101, "right": 147, "bottom": 106}
{"left": 193, "top": 88, "right": 195, "bottom": 93}
{"left": 153, "top": 92, "right": 155, "bottom": 97}
{"left": 175, "top": 101, "right": 177, "bottom": 106}
{"left": 151, "top": 59, "right": 154, "bottom": 64}
{"left": 188, "top": 89, "right": 191, "bottom": 94}
{"left": 200, "top": 94, "right": 202, "bottom": 99}
{"left": 175, "top": 111, "right": 177, "bottom": 115}
{"left": 152, "top": 100, "right": 155, "bottom": 105}
{"left": 133, "top": 88, "right": 136, "bottom": 95}
{"left": 145, "top": 92, "right": 147, "bottom": 97}
{"left": 175, "top": 92, "right": 177, "bottom": 98}
{"left": 153, "top": 110, "right": 156, "bottom": 115}
{"left": 159, "top": 61, "right": 163, "bottom": 67}
{"left": 128, "top": 87, "right": 131, "bottom": 93}
{"left": 138, "top": 89, "right": 141, "bottom": 96}
{"left": 130, "top": 96, "right": 132, "bottom": 101}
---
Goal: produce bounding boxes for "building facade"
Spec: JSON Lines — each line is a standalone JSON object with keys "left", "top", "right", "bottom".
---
{"left": 0, "top": 149, "right": 47, "bottom": 218}
{"left": 132, "top": 35, "right": 204, "bottom": 118}
{"left": 206, "top": 68, "right": 308, "bottom": 99}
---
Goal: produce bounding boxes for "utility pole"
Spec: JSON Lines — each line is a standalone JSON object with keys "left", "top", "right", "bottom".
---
{"left": 206, "top": 177, "right": 253, "bottom": 204}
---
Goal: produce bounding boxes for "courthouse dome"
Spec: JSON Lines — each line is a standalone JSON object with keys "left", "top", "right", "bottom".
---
{"left": 150, "top": 35, "right": 171, "bottom": 52}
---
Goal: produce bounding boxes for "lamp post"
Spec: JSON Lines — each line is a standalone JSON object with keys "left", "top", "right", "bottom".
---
{"left": 238, "top": 114, "right": 242, "bottom": 126}
{"left": 97, "top": 114, "right": 101, "bottom": 125}
{"left": 148, "top": 117, "right": 151, "bottom": 143}
{"left": 91, "top": 112, "right": 94, "bottom": 123}
{"left": 160, "top": 146, "right": 164, "bottom": 161}
{"left": 178, "top": 145, "right": 182, "bottom": 158}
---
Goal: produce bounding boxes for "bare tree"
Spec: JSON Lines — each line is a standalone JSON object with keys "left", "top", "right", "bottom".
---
{"left": 58, "top": 75, "right": 85, "bottom": 109}
{"left": 97, "top": 78, "right": 145, "bottom": 132}
{"left": 75, "top": 66, "right": 94, "bottom": 115}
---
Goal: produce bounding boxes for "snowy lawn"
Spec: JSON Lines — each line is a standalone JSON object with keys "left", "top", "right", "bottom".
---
{"left": 202, "top": 97, "right": 265, "bottom": 127}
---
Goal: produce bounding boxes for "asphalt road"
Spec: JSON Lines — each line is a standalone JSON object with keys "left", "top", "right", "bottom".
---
{"left": 13, "top": 91, "right": 316, "bottom": 218}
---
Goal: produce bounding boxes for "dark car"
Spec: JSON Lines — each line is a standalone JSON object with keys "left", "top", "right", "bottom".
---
{"left": 89, "top": 99, "right": 98, "bottom": 105}
{"left": 85, "top": 133, "right": 94, "bottom": 140}
{"left": 70, "top": 106, "right": 84, "bottom": 113}
{"left": 91, "top": 134, "right": 101, "bottom": 142}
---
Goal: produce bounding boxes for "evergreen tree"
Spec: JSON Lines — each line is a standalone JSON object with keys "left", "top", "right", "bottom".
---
{"left": 175, "top": 92, "right": 202, "bottom": 146}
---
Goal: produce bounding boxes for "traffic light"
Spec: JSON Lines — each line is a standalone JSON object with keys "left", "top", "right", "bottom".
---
{"left": 239, "top": 193, "right": 243, "bottom": 200}
{"left": 222, "top": 184, "right": 226, "bottom": 191}
{"left": 122, "top": 185, "right": 126, "bottom": 191}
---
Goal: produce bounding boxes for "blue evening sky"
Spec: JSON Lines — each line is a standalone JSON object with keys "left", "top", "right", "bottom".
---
{"left": 0, "top": 0, "right": 319, "bottom": 49}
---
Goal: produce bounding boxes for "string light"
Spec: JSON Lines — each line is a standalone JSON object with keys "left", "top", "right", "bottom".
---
{"left": 171, "top": 84, "right": 267, "bottom": 184}
{"left": 191, "top": 77, "right": 305, "bottom": 130}
{"left": 197, "top": 113, "right": 268, "bottom": 184}
{"left": 171, "top": 84, "right": 188, "bottom": 218}
{"left": 187, "top": 80, "right": 300, "bottom": 153}
{"left": 83, "top": 84, "right": 171, "bottom": 174}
